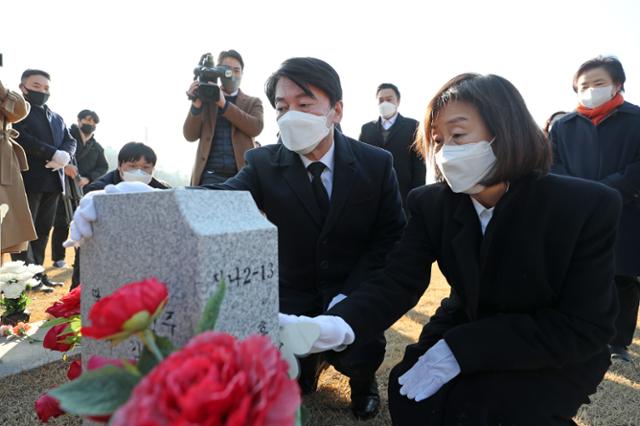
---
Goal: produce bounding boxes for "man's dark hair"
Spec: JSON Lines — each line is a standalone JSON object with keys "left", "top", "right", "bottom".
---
{"left": 217, "top": 50, "right": 244, "bottom": 70}
{"left": 377, "top": 83, "right": 400, "bottom": 99}
{"left": 573, "top": 55, "right": 626, "bottom": 92}
{"left": 117, "top": 142, "right": 157, "bottom": 166}
{"left": 77, "top": 109, "right": 100, "bottom": 124}
{"left": 415, "top": 73, "right": 551, "bottom": 184}
{"left": 265, "top": 57, "right": 342, "bottom": 108}
{"left": 21, "top": 69, "right": 51, "bottom": 82}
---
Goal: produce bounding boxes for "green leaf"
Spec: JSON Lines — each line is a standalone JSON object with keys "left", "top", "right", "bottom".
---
{"left": 49, "top": 365, "right": 140, "bottom": 416}
{"left": 195, "top": 279, "right": 226, "bottom": 333}
{"left": 300, "top": 404, "right": 310, "bottom": 425}
{"left": 40, "top": 316, "right": 74, "bottom": 330}
{"left": 137, "top": 333, "right": 174, "bottom": 375}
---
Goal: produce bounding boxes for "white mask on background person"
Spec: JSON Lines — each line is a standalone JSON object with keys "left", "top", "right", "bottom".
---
{"left": 122, "top": 169, "right": 152, "bottom": 185}
{"left": 578, "top": 85, "right": 615, "bottom": 109}
{"left": 378, "top": 101, "right": 397, "bottom": 119}
{"left": 435, "top": 139, "right": 497, "bottom": 194}
{"left": 277, "top": 110, "right": 333, "bottom": 155}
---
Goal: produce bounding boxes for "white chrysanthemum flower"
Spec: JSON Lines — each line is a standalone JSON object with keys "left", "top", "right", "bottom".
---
{"left": 0, "top": 261, "right": 27, "bottom": 274}
{"left": 0, "top": 280, "right": 28, "bottom": 299}
{"left": 25, "top": 264, "right": 45, "bottom": 275}
{"left": 0, "top": 273, "right": 19, "bottom": 284}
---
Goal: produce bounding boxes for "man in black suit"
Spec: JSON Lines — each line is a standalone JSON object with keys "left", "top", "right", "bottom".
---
{"left": 12, "top": 69, "right": 76, "bottom": 291}
{"left": 359, "top": 83, "right": 425, "bottom": 208}
{"left": 204, "top": 58, "right": 406, "bottom": 420}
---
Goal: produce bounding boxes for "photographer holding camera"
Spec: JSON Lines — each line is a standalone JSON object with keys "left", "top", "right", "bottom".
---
{"left": 183, "top": 50, "right": 264, "bottom": 185}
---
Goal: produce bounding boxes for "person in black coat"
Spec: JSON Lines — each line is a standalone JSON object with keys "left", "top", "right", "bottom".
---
{"left": 51, "top": 109, "right": 109, "bottom": 267}
{"left": 11, "top": 69, "right": 76, "bottom": 290}
{"left": 203, "top": 57, "right": 406, "bottom": 420}
{"left": 283, "top": 73, "right": 622, "bottom": 425}
{"left": 359, "top": 83, "right": 425, "bottom": 208}
{"left": 551, "top": 55, "right": 640, "bottom": 362}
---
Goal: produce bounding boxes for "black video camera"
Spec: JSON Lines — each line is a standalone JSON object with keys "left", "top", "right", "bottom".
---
{"left": 192, "top": 53, "right": 234, "bottom": 103}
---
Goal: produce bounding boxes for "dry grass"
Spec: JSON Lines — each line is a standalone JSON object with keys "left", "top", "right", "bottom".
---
{"left": 1, "top": 248, "right": 638, "bottom": 426}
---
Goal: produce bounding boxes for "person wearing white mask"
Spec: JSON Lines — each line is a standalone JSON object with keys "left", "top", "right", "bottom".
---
{"left": 213, "top": 57, "right": 405, "bottom": 420}
{"left": 282, "top": 73, "right": 622, "bottom": 425}
{"left": 67, "top": 142, "right": 170, "bottom": 289}
{"left": 84, "top": 142, "right": 169, "bottom": 192}
{"left": 62, "top": 57, "right": 406, "bottom": 420}
{"left": 359, "top": 83, "right": 425, "bottom": 209}
{"left": 551, "top": 55, "right": 640, "bottom": 363}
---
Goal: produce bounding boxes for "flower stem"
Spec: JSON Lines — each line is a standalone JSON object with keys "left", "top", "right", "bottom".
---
{"left": 140, "top": 329, "right": 164, "bottom": 363}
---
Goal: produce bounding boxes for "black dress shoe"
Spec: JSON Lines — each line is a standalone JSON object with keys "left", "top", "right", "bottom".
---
{"left": 40, "top": 274, "right": 64, "bottom": 287}
{"left": 350, "top": 377, "right": 380, "bottom": 420}
{"left": 610, "top": 345, "right": 632, "bottom": 362}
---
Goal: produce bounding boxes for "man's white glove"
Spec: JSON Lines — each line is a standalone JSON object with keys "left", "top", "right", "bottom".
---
{"left": 398, "top": 339, "right": 461, "bottom": 402}
{"left": 45, "top": 160, "right": 65, "bottom": 170}
{"left": 51, "top": 150, "right": 71, "bottom": 167}
{"left": 327, "top": 293, "right": 347, "bottom": 310}
{"left": 63, "top": 181, "right": 157, "bottom": 248}
{"left": 277, "top": 313, "right": 355, "bottom": 354}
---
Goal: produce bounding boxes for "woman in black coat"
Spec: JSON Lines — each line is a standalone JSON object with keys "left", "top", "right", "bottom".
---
{"left": 284, "top": 73, "right": 622, "bottom": 425}
{"left": 550, "top": 56, "right": 640, "bottom": 362}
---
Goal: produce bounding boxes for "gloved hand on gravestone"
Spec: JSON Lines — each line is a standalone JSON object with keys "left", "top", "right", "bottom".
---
{"left": 277, "top": 313, "right": 355, "bottom": 354}
{"left": 63, "top": 181, "right": 157, "bottom": 248}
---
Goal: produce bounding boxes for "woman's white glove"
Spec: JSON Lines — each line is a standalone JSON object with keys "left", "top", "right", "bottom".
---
{"left": 63, "top": 181, "right": 156, "bottom": 248}
{"left": 277, "top": 313, "right": 355, "bottom": 354}
{"left": 398, "top": 339, "right": 461, "bottom": 402}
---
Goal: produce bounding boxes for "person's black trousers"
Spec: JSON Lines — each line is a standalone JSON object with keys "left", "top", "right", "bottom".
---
{"left": 51, "top": 196, "right": 69, "bottom": 262}
{"left": 611, "top": 275, "right": 640, "bottom": 347}
{"left": 297, "top": 330, "right": 386, "bottom": 393}
{"left": 387, "top": 348, "right": 598, "bottom": 426}
{"left": 11, "top": 191, "right": 60, "bottom": 266}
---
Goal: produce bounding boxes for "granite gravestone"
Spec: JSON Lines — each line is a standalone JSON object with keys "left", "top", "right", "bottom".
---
{"left": 80, "top": 188, "right": 279, "bottom": 363}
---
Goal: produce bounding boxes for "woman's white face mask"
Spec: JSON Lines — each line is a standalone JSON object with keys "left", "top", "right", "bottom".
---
{"left": 435, "top": 139, "right": 496, "bottom": 194}
{"left": 277, "top": 109, "right": 334, "bottom": 155}
{"left": 578, "top": 85, "right": 615, "bottom": 109}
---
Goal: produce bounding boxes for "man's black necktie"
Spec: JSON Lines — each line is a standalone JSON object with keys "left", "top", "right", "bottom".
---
{"left": 307, "top": 162, "right": 330, "bottom": 219}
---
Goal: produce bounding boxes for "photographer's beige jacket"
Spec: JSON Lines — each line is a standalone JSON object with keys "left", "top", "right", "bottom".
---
{"left": 183, "top": 90, "right": 264, "bottom": 185}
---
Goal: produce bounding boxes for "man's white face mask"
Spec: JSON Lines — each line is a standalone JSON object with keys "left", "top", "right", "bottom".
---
{"left": 122, "top": 168, "right": 152, "bottom": 185}
{"left": 378, "top": 101, "right": 397, "bottom": 119}
{"left": 277, "top": 109, "right": 334, "bottom": 155}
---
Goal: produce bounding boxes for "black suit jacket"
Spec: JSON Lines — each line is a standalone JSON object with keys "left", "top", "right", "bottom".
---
{"left": 330, "top": 173, "right": 621, "bottom": 392}
{"left": 359, "top": 114, "right": 425, "bottom": 206}
{"left": 13, "top": 104, "right": 76, "bottom": 193}
{"left": 206, "top": 130, "right": 406, "bottom": 314}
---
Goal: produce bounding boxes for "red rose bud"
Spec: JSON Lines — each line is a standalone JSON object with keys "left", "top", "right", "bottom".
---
{"left": 35, "top": 393, "right": 65, "bottom": 423}
{"left": 46, "top": 286, "right": 81, "bottom": 318}
{"left": 43, "top": 324, "right": 75, "bottom": 352}
{"left": 67, "top": 359, "right": 82, "bottom": 380}
{"left": 82, "top": 278, "right": 168, "bottom": 344}
{"left": 111, "top": 332, "right": 300, "bottom": 426}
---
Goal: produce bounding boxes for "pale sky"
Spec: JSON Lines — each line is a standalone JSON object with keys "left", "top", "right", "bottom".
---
{"left": 2, "top": 0, "right": 639, "bottom": 179}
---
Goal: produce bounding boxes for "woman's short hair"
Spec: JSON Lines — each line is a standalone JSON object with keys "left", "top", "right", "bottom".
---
{"left": 573, "top": 55, "right": 626, "bottom": 93}
{"left": 414, "top": 73, "right": 551, "bottom": 185}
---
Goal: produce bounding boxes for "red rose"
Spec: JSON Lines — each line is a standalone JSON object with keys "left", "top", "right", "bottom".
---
{"left": 43, "top": 324, "right": 75, "bottom": 352}
{"left": 35, "top": 393, "right": 65, "bottom": 423}
{"left": 67, "top": 360, "right": 82, "bottom": 380}
{"left": 111, "top": 332, "right": 300, "bottom": 426}
{"left": 46, "top": 286, "right": 81, "bottom": 318}
{"left": 82, "top": 278, "right": 168, "bottom": 343}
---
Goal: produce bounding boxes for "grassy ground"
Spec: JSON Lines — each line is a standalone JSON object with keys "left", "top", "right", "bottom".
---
{"left": 1, "top": 248, "right": 638, "bottom": 425}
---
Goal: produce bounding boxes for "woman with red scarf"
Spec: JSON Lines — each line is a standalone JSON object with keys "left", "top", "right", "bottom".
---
{"left": 551, "top": 55, "right": 640, "bottom": 363}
